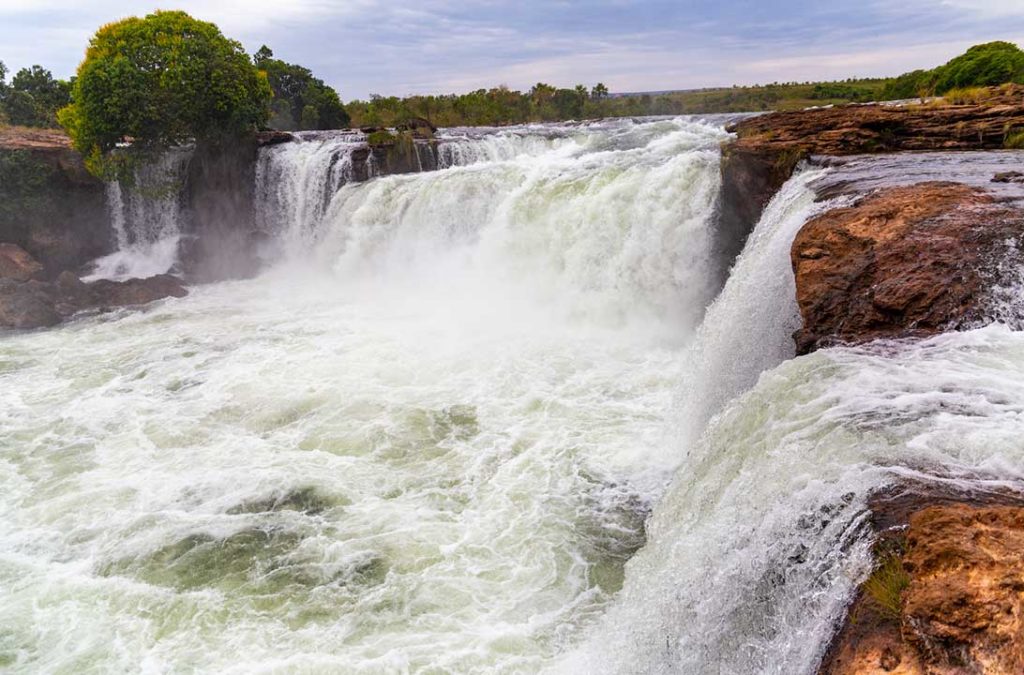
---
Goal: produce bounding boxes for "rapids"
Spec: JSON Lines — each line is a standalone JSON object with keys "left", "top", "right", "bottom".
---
{"left": 2, "top": 117, "right": 1022, "bottom": 674}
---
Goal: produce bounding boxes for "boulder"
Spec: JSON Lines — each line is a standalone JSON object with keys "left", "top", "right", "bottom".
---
{"left": 0, "top": 273, "right": 188, "bottom": 330}
{"left": 0, "top": 278, "right": 60, "bottom": 329}
{"left": 993, "top": 171, "right": 1024, "bottom": 184}
{"left": 86, "top": 274, "right": 188, "bottom": 308}
{"left": 0, "top": 243, "right": 45, "bottom": 281}
{"left": 791, "top": 182, "right": 1024, "bottom": 354}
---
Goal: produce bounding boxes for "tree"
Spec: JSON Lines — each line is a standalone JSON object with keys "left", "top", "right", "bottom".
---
{"left": 253, "top": 45, "right": 350, "bottom": 130}
{"left": 58, "top": 10, "right": 271, "bottom": 176}
{"left": 883, "top": 42, "right": 1024, "bottom": 100}
{"left": 0, "top": 63, "right": 71, "bottom": 127}
{"left": 591, "top": 83, "right": 609, "bottom": 99}
{"left": 932, "top": 41, "right": 1024, "bottom": 93}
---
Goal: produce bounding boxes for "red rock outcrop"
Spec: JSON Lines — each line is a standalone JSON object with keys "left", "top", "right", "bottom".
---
{"left": 791, "top": 182, "right": 1024, "bottom": 354}
{"left": 717, "top": 85, "right": 1024, "bottom": 270}
{"left": 729, "top": 85, "right": 1024, "bottom": 157}
{"left": 821, "top": 500, "right": 1024, "bottom": 675}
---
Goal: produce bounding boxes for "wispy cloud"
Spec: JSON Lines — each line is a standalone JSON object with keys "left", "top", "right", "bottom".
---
{"left": 1, "top": 1, "right": 1022, "bottom": 99}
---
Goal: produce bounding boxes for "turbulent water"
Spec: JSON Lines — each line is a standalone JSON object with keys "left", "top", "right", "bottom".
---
{"left": 2, "top": 117, "right": 1023, "bottom": 674}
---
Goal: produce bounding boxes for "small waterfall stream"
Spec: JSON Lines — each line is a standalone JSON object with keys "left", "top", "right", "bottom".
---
{"left": 85, "top": 147, "right": 194, "bottom": 281}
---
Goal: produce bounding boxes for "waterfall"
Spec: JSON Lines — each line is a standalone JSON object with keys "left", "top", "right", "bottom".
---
{"left": 6, "top": 117, "right": 1022, "bottom": 673}
{"left": 255, "top": 118, "right": 732, "bottom": 330}
{"left": 254, "top": 131, "right": 364, "bottom": 254}
{"left": 85, "top": 147, "right": 194, "bottom": 281}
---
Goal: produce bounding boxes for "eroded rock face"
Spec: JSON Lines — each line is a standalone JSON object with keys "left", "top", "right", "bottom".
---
{"left": 902, "top": 506, "right": 1024, "bottom": 674}
{"left": 0, "top": 279, "right": 61, "bottom": 329}
{"left": 0, "top": 243, "right": 45, "bottom": 281}
{"left": 0, "top": 272, "right": 187, "bottom": 330}
{"left": 821, "top": 499, "right": 1024, "bottom": 675}
{"left": 0, "top": 129, "right": 110, "bottom": 276}
{"left": 716, "top": 86, "right": 1024, "bottom": 267}
{"left": 728, "top": 85, "right": 1024, "bottom": 157}
{"left": 791, "top": 182, "right": 1024, "bottom": 354}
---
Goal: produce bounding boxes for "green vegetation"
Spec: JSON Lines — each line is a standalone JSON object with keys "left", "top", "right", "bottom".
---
{"left": 0, "top": 149, "right": 57, "bottom": 244}
{"left": 0, "top": 62, "right": 71, "bottom": 127}
{"left": 862, "top": 548, "right": 910, "bottom": 620}
{"left": 346, "top": 78, "right": 890, "bottom": 128}
{"left": 1005, "top": 127, "right": 1024, "bottom": 149}
{"left": 883, "top": 41, "right": 1024, "bottom": 99}
{"left": 58, "top": 10, "right": 271, "bottom": 178}
{"left": 253, "top": 46, "right": 350, "bottom": 131}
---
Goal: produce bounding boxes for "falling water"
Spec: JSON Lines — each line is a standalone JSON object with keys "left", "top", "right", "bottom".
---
{"left": 85, "top": 147, "right": 194, "bottom": 281}
{"left": 2, "top": 118, "right": 1022, "bottom": 674}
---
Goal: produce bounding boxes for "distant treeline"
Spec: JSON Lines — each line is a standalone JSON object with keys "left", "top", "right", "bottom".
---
{"left": 3, "top": 39, "right": 1023, "bottom": 133}
{"left": 345, "top": 78, "right": 891, "bottom": 128}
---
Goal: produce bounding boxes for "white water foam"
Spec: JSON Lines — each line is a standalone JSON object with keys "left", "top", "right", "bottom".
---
{"left": 1, "top": 117, "right": 734, "bottom": 673}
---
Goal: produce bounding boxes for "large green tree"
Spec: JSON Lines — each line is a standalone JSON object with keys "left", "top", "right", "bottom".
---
{"left": 59, "top": 10, "right": 271, "bottom": 175}
{"left": 254, "top": 46, "right": 349, "bottom": 130}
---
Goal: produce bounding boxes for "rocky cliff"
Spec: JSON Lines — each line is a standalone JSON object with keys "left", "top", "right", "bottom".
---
{"left": 717, "top": 85, "right": 1024, "bottom": 264}
{"left": 0, "top": 127, "right": 111, "bottom": 277}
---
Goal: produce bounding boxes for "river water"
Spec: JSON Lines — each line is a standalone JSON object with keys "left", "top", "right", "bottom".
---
{"left": 2, "top": 118, "right": 1023, "bottom": 673}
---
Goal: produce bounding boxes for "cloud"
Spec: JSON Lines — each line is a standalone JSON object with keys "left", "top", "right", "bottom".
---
{"left": 1, "top": 0, "right": 1022, "bottom": 99}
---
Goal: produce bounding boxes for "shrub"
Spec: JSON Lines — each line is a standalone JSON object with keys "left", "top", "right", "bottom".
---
{"left": 884, "top": 42, "right": 1024, "bottom": 101}
{"left": 1005, "top": 128, "right": 1024, "bottom": 149}
{"left": 862, "top": 549, "right": 910, "bottom": 619}
{"left": 942, "top": 86, "right": 990, "bottom": 105}
{"left": 366, "top": 130, "right": 397, "bottom": 147}
{"left": 58, "top": 11, "right": 271, "bottom": 177}
{"left": 933, "top": 41, "right": 1024, "bottom": 94}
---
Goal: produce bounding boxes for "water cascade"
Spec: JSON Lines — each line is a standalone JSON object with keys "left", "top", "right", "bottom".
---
{"left": 2, "top": 117, "right": 1022, "bottom": 673}
{"left": 85, "top": 147, "right": 195, "bottom": 281}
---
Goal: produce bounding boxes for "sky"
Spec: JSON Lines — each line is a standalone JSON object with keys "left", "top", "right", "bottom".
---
{"left": 1, "top": 1, "right": 1024, "bottom": 101}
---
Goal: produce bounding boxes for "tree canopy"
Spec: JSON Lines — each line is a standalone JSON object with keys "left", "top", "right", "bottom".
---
{"left": 883, "top": 41, "right": 1024, "bottom": 99}
{"left": 0, "top": 62, "right": 71, "bottom": 127}
{"left": 58, "top": 10, "right": 271, "bottom": 175}
{"left": 253, "top": 46, "right": 349, "bottom": 131}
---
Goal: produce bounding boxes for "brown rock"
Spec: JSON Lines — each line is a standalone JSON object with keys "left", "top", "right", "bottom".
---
{"left": 0, "top": 243, "right": 45, "bottom": 281}
{"left": 1, "top": 273, "right": 188, "bottom": 330}
{"left": 728, "top": 85, "right": 1024, "bottom": 158}
{"left": 0, "top": 278, "right": 59, "bottom": 329}
{"left": 716, "top": 85, "right": 1024, "bottom": 264}
{"left": 255, "top": 130, "right": 295, "bottom": 147}
{"left": 993, "top": 171, "right": 1024, "bottom": 184}
{"left": 85, "top": 274, "right": 188, "bottom": 308}
{"left": 901, "top": 506, "right": 1024, "bottom": 674}
{"left": 822, "top": 500, "right": 1024, "bottom": 675}
{"left": 791, "top": 182, "right": 1024, "bottom": 353}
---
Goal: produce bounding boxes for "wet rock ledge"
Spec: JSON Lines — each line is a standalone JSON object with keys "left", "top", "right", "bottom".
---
{"left": 791, "top": 182, "right": 1024, "bottom": 354}
{"left": 717, "top": 84, "right": 1024, "bottom": 264}
{"left": 0, "top": 244, "right": 186, "bottom": 330}
{"left": 820, "top": 485, "right": 1024, "bottom": 675}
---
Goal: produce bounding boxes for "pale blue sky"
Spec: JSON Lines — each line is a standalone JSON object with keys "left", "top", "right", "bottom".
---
{"left": 1, "top": 1, "right": 1023, "bottom": 100}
